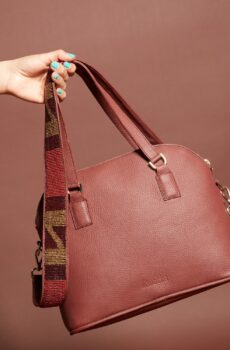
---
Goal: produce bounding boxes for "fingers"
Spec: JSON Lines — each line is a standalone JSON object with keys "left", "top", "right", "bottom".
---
{"left": 56, "top": 87, "right": 66, "bottom": 101}
{"left": 42, "top": 48, "right": 77, "bottom": 67}
{"left": 47, "top": 49, "right": 77, "bottom": 101}
{"left": 48, "top": 48, "right": 77, "bottom": 65}
{"left": 52, "top": 71, "right": 66, "bottom": 90}
{"left": 63, "top": 61, "right": 76, "bottom": 77}
{"left": 50, "top": 61, "right": 69, "bottom": 81}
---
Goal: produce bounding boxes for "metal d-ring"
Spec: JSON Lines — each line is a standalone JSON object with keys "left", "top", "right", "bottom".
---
{"left": 31, "top": 240, "right": 43, "bottom": 278}
{"left": 148, "top": 153, "right": 167, "bottom": 171}
{"left": 67, "top": 183, "right": 83, "bottom": 194}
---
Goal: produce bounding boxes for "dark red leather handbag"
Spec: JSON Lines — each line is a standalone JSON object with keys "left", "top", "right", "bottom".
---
{"left": 31, "top": 59, "right": 230, "bottom": 335}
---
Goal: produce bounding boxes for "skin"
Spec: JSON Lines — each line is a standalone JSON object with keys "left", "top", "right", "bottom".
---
{"left": 0, "top": 49, "right": 77, "bottom": 103}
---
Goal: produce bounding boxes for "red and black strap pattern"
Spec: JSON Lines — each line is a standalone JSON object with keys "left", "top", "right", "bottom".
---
{"left": 34, "top": 69, "right": 69, "bottom": 306}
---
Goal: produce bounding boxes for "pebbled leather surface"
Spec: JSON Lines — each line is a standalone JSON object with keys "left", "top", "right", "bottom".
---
{"left": 58, "top": 143, "right": 230, "bottom": 333}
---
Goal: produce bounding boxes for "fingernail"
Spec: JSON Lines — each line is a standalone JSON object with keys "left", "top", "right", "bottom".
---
{"left": 54, "top": 74, "right": 59, "bottom": 80}
{"left": 68, "top": 53, "right": 76, "bottom": 58}
{"left": 57, "top": 88, "right": 62, "bottom": 95}
{"left": 64, "top": 61, "right": 71, "bottom": 69}
{"left": 51, "top": 61, "right": 59, "bottom": 69}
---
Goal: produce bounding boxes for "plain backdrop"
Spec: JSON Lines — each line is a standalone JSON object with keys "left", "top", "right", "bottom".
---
{"left": 0, "top": 1, "right": 230, "bottom": 349}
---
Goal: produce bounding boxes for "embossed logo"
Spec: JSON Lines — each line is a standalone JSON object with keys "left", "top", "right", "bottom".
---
{"left": 142, "top": 275, "right": 169, "bottom": 288}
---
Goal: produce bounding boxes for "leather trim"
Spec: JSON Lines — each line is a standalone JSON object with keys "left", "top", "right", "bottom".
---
{"left": 155, "top": 164, "right": 181, "bottom": 200}
{"left": 69, "top": 191, "right": 93, "bottom": 229}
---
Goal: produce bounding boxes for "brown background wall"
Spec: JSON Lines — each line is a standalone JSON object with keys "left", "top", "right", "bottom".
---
{"left": 0, "top": 1, "right": 230, "bottom": 349}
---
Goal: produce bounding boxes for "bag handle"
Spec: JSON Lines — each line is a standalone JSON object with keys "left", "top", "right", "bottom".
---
{"left": 32, "top": 60, "right": 180, "bottom": 308}
{"left": 56, "top": 59, "right": 164, "bottom": 192}
{"left": 74, "top": 60, "right": 163, "bottom": 146}
{"left": 72, "top": 60, "right": 163, "bottom": 162}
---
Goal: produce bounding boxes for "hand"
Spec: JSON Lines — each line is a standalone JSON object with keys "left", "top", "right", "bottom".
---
{"left": 0, "top": 49, "right": 77, "bottom": 103}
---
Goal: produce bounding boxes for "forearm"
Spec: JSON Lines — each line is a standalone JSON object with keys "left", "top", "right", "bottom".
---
{"left": 0, "top": 60, "right": 11, "bottom": 94}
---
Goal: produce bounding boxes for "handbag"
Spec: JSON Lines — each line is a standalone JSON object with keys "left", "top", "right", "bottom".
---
{"left": 31, "top": 59, "right": 230, "bottom": 335}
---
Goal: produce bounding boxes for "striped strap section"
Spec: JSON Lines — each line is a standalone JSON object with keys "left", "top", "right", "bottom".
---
{"left": 33, "top": 69, "right": 69, "bottom": 306}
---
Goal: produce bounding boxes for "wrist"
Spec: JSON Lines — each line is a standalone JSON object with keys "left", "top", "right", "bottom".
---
{"left": 0, "top": 60, "right": 12, "bottom": 95}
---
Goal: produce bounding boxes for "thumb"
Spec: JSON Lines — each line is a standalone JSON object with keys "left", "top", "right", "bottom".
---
{"left": 40, "top": 49, "right": 77, "bottom": 66}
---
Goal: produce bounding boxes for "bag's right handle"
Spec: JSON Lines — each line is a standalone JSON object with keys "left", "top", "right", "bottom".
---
{"left": 73, "top": 60, "right": 163, "bottom": 156}
{"left": 56, "top": 59, "right": 181, "bottom": 201}
{"left": 73, "top": 60, "right": 163, "bottom": 147}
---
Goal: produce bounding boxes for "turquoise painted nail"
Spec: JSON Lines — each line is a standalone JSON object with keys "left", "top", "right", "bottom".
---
{"left": 68, "top": 53, "right": 76, "bottom": 58}
{"left": 54, "top": 74, "right": 59, "bottom": 80}
{"left": 64, "top": 61, "right": 71, "bottom": 69}
{"left": 57, "top": 88, "right": 62, "bottom": 95}
{"left": 51, "top": 61, "right": 59, "bottom": 69}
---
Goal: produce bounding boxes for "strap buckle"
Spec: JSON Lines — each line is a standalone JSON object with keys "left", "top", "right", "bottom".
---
{"left": 31, "top": 240, "right": 42, "bottom": 278}
{"left": 148, "top": 153, "right": 167, "bottom": 171}
{"left": 67, "top": 183, "right": 83, "bottom": 194}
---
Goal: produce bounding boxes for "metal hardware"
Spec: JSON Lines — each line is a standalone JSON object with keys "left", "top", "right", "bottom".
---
{"left": 67, "top": 183, "right": 83, "bottom": 194}
{"left": 216, "top": 179, "right": 230, "bottom": 215}
{"left": 216, "top": 180, "right": 230, "bottom": 216}
{"left": 148, "top": 153, "right": 167, "bottom": 171}
{"left": 204, "top": 158, "right": 230, "bottom": 216}
{"left": 216, "top": 183, "right": 230, "bottom": 203}
{"left": 203, "top": 158, "right": 213, "bottom": 171}
{"left": 31, "top": 240, "right": 42, "bottom": 278}
{"left": 31, "top": 267, "right": 42, "bottom": 277}
{"left": 204, "top": 158, "right": 211, "bottom": 166}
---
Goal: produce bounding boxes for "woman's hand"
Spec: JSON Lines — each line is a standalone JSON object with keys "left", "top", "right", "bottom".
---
{"left": 0, "top": 49, "right": 77, "bottom": 103}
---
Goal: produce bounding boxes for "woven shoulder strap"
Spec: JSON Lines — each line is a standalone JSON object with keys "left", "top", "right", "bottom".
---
{"left": 32, "top": 69, "right": 70, "bottom": 306}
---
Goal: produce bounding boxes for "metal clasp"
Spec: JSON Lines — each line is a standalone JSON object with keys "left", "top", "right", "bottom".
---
{"left": 216, "top": 183, "right": 230, "bottom": 203}
{"left": 204, "top": 158, "right": 230, "bottom": 216}
{"left": 67, "top": 183, "right": 83, "bottom": 195}
{"left": 148, "top": 153, "right": 167, "bottom": 171}
{"left": 31, "top": 240, "right": 42, "bottom": 278}
{"left": 205, "top": 157, "right": 230, "bottom": 216}
{"left": 204, "top": 158, "right": 214, "bottom": 172}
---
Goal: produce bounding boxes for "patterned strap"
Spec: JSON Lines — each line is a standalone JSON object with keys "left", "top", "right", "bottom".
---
{"left": 32, "top": 69, "right": 70, "bottom": 306}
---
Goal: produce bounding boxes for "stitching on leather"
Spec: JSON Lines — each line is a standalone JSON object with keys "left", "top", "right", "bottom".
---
{"left": 155, "top": 174, "right": 167, "bottom": 200}
{"left": 155, "top": 168, "right": 181, "bottom": 201}
{"left": 76, "top": 198, "right": 93, "bottom": 229}
{"left": 69, "top": 198, "right": 93, "bottom": 230}
{"left": 166, "top": 171, "right": 181, "bottom": 199}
